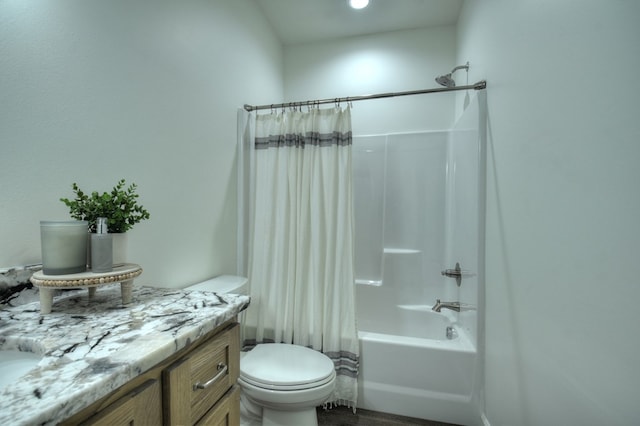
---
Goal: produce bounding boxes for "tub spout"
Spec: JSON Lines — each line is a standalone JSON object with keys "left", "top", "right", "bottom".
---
{"left": 432, "top": 299, "right": 461, "bottom": 313}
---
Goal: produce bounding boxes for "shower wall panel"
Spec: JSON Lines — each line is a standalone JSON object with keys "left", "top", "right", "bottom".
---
{"left": 384, "top": 132, "right": 448, "bottom": 304}
{"left": 353, "top": 131, "right": 450, "bottom": 306}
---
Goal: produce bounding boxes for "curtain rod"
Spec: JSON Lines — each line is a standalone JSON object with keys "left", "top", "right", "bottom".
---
{"left": 243, "top": 80, "right": 486, "bottom": 112}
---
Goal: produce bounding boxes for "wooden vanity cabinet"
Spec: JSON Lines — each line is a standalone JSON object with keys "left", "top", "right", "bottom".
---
{"left": 63, "top": 321, "right": 240, "bottom": 426}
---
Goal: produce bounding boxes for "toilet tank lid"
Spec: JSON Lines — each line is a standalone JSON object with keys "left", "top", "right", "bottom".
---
{"left": 186, "top": 275, "right": 248, "bottom": 294}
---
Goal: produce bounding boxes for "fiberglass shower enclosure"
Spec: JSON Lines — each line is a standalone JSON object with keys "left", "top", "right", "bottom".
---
{"left": 353, "top": 93, "right": 485, "bottom": 350}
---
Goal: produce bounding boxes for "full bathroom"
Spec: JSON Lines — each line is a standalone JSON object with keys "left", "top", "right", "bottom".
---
{"left": 1, "top": 1, "right": 639, "bottom": 426}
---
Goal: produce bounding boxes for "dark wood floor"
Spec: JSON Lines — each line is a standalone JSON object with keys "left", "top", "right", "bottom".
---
{"left": 316, "top": 406, "right": 460, "bottom": 426}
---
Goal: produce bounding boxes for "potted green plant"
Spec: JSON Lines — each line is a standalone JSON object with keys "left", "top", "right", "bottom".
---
{"left": 60, "top": 179, "right": 150, "bottom": 265}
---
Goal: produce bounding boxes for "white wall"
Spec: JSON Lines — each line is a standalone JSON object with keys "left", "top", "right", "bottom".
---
{"left": 0, "top": 0, "right": 283, "bottom": 287}
{"left": 457, "top": 1, "right": 640, "bottom": 424}
{"left": 284, "top": 26, "right": 458, "bottom": 135}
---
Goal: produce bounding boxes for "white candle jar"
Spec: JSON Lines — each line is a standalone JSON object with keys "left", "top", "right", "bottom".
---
{"left": 40, "top": 221, "right": 88, "bottom": 275}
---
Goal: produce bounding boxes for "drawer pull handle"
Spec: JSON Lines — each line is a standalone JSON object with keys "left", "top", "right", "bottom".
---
{"left": 193, "top": 362, "right": 228, "bottom": 391}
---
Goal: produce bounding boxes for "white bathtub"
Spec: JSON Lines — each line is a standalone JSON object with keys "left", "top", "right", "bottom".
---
{"left": 356, "top": 304, "right": 478, "bottom": 425}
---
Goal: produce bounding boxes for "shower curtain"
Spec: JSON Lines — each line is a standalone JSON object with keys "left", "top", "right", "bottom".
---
{"left": 242, "top": 106, "right": 359, "bottom": 408}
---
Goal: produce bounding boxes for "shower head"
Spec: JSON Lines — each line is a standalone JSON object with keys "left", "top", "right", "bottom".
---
{"left": 435, "top": 74, "right": 456, "bottom": 88}
{"left": 435, "top": 62, "right": 469, "bottom": 88}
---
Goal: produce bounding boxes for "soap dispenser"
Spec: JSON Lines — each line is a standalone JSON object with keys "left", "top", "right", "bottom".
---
{"left": 91, "top": 217, "right": 112, "bottom": 273}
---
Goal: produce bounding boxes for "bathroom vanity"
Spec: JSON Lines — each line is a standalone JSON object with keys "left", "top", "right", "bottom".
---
{"left": 0, "top": 284, "right": 250, "bottom": 425}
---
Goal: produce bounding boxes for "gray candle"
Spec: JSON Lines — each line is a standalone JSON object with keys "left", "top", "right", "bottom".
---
{"left": 40, "top": 221, "right": 88, "bottom": 275}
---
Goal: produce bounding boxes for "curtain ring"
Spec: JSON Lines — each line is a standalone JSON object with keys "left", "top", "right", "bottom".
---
{"left": 270, "top": 104, "right": 275, "bottom": 114}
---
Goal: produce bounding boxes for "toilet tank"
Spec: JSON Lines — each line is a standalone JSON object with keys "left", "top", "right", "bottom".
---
{"left": 185, "top": 275, "right": 248, "bottom": 295}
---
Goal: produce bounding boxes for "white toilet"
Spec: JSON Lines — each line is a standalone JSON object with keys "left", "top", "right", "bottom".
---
{"left": 239, "top": 343, "right": 336, "bottom": 426}
{"left": 185, "top": 276, "right": 336, "bottom": 426}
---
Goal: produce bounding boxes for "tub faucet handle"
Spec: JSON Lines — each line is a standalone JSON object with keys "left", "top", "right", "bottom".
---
{"left": 441, "top": 262, "right": 476, "bottom": 287}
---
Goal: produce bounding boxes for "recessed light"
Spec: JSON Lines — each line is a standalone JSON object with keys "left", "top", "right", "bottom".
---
{"left": 349, "top": 0, "right": 369, "bottom": 10}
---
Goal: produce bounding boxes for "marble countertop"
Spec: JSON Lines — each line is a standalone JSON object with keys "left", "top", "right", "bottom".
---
{"left": 0, "top": 285, "right": 250, "bottom": 426}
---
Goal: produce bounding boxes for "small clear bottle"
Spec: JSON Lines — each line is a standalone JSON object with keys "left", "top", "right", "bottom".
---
{"left": 91, "top": 217, "right": 113, "bottom": 273}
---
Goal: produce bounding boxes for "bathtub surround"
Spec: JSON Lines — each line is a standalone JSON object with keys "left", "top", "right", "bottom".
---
{"left": 0, "top": 284, "right": 250, "bottom": 425}
{"left": 351, "top": 94, "right": 485, "bottom": 425}
{"left": 242, "top": 107, "right": 359, "bottom": 407}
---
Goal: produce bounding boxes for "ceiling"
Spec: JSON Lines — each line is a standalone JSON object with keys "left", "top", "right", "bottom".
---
{"left": 254, "top": 0, "right": 464, "bottom": 45}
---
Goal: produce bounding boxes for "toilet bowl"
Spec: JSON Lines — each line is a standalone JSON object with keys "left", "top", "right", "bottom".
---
{"left": 239, "top": 343, "right": 336, "bottom": 426}
{"left": 185, "top": 276, "right": 336, "bottom": 426}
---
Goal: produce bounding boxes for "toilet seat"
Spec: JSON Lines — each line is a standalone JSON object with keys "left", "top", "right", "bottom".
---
{"left": 240, "top": 343, "right": 336, "bottom": 391}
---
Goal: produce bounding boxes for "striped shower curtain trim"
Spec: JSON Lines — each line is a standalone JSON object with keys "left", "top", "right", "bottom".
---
{"left": 255, "top": 130, "right": 352, "bottom": 149}
{"left": 324, "top": 350, "right": 360, "bottom": 378}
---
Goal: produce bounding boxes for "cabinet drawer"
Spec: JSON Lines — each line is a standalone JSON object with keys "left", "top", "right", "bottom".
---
{"left": 80, "top": 379, "right": 162, "bottom": 426}
{"left": 195, "top": 385, "right": 240, "bottom": 426}
{"left": 164, "top": 323, "right": 240, "bottom": 425}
